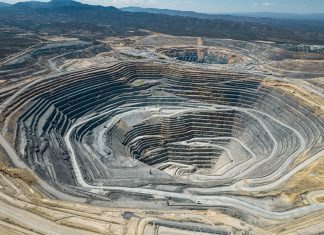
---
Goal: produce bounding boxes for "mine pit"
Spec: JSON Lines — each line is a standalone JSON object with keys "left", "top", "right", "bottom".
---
{"left": 6, "top": 62, "right": 321, "bottom": 189}
{"left": 156, "top": 47, "right": 244, "bottom": 64}
{"left": 0, "top": 3, "right": 323, "bottom": 233}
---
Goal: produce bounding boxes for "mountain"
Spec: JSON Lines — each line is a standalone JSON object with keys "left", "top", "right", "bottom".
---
{"left": 121, "top": 7, "right": 252, "bottom": 22}
{"left": 122, "top": 7, "right": 324, "bottom": 21}
{"left": 0, "top": 2, "right": 11, "bottom": 8}
{"left": 122, "top": 7, "right": 324, "bottom": 33}
{"left": 13, "top": 0, "right": 84, "bottom": 9}
{"left": 9, "top": 0, "right": 121, "bottom": 16}
{"left": 122, "top": 7, "right": 222, "bottom": 19}
{"left": 233, "top": 12, "right": 324, "bottom": 20}
{"left": 13, "top": 1, "right": 49, "bottom": 9}
{"left": 0, "top": 1, "right": 323, "bottom": 44}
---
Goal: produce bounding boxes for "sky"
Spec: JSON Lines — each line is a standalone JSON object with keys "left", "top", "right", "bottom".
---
{"left": 2, "top": 0, "right": 324, "bottom": 14}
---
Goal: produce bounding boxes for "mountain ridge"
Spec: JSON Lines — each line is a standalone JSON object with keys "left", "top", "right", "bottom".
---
{"left": 122, "top": 7, "right": 324, "bottom": 20}
{"left": 0, "top": 2, "right": 11, "bottom": 8}
{"left": 11, "top": 0, "right": 120, "bottom": 12}
{"left": 0, "top": 0, "right": 323, "bottom": 44}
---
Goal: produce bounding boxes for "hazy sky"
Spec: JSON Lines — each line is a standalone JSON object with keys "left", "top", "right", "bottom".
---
{"left": 2, "top": 0, "right": 324, "bottom": 13}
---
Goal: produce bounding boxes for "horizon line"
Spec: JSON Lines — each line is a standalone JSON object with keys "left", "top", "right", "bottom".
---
{"left": 1, "top": 0, "right": 324, "bottom": 15}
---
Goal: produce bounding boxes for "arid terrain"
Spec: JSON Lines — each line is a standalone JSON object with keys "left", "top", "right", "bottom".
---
{"left": 0, "top": 1, "right": 323, "bottom": 234}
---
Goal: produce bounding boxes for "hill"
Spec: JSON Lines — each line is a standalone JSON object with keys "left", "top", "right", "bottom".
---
{"left": 122, "top": 7, "right": 324, "bottom": 33}
{"left": 0, "top": 2, "right": 10, "bottom": 8}
{"left": 0, "top": 0, "right": 323, "bottom": 43}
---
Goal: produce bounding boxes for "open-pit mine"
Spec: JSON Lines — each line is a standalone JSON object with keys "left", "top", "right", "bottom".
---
{"left": 0, "top": 29, "right": 323, "bottom": 234}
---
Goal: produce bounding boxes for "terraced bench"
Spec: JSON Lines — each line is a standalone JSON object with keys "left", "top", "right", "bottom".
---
{"left": 8, "top": 62, "right": 323, "bottom": 189}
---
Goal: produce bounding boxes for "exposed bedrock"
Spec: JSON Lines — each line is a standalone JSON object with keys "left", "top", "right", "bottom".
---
{"left": 156, "top": 47, "right": 244, "bottom": 64}
{"left": 9, "top": 62, "right": 323, "bottom": 190}
{"left": 0, "top": 40, "right": 111, "bottom": 81}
